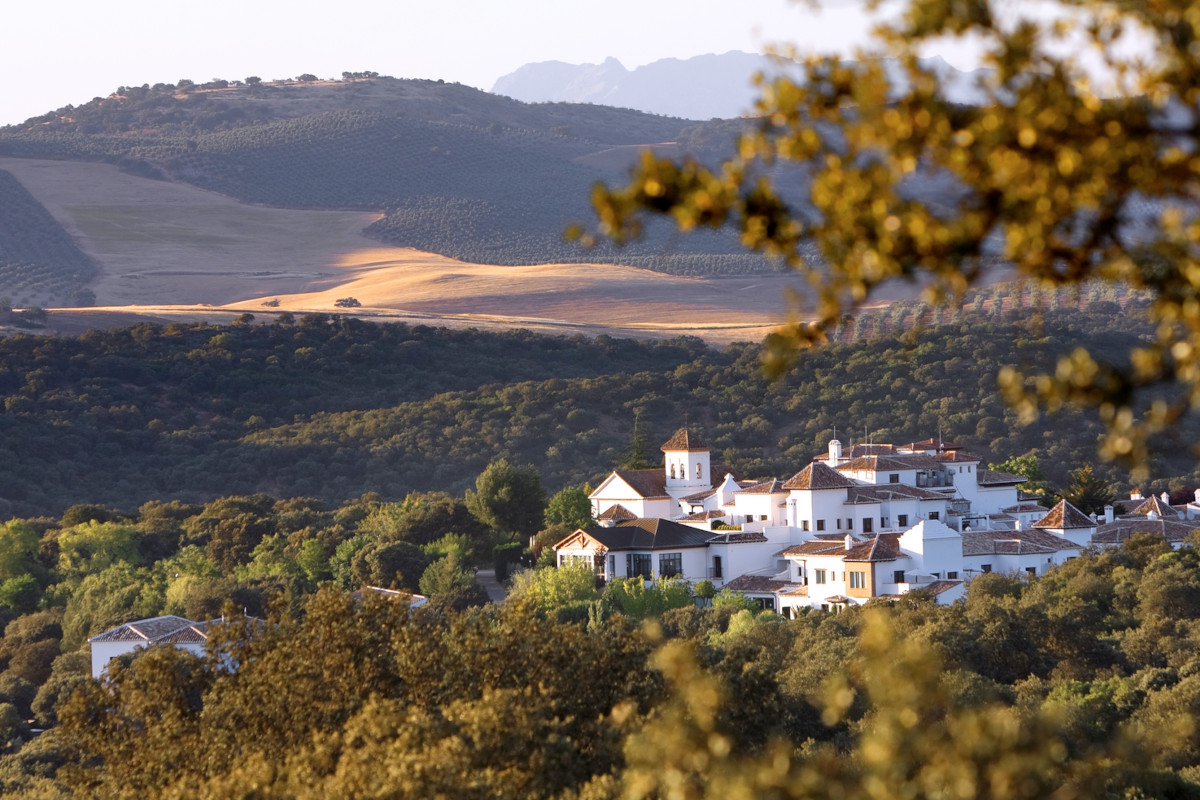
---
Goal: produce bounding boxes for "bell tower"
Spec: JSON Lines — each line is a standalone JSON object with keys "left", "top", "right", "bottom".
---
{"left": 662, "top": 427, "right": 711, "bottom": 500}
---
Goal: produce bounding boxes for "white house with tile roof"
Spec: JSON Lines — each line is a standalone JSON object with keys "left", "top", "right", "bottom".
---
{"left": 567, "top": 430, "right": 1200, "bottom": 613}
{"left": 89, "top": 615, "right": 216, "bottom": 678}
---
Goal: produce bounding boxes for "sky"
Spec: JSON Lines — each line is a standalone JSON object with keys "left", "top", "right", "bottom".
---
{"left": 0, "top": 0, "right": 964, "bottom": 126}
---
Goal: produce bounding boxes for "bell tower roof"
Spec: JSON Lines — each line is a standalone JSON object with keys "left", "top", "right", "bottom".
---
{"left": 661, "top": 428, "right": 708, "bottom": 452}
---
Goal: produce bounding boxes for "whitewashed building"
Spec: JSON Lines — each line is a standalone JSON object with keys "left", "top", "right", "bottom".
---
{"left": 561, "top": 428, "right": 1199, "bottom": 613}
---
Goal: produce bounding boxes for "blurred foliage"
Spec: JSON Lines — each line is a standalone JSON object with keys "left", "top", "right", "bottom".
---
{"left": 590, "top": 1, "right": 1200, "bottom": 478}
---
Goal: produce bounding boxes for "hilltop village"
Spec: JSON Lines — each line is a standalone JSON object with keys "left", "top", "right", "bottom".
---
{"left": 555, "top": 429, "right": 1200, "bottom": 614}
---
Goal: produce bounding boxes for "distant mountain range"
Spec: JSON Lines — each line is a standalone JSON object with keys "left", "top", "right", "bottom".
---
{"left": 492, "top": 51, "right": 992, "bottom": 119}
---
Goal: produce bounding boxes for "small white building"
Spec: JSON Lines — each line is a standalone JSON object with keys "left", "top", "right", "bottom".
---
{"left": 89, "top": 615, "right": 214, "bottom": 679}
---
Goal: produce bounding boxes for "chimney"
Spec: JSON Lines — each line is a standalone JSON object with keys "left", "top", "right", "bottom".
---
{"left": 1162, "top": 491, "right": 1171, "bottom": 504}
{"left": 1130, "top": 489, "right": 1144, "bottom": 501}
{"left": 829, "top": 438, "right": 842, "bottom": 463}
{"left": 844, "top": 534, "right": 853, "bottom": 551}
{"left": 1104, "top": 504, "right": 1114, "bottom": 524}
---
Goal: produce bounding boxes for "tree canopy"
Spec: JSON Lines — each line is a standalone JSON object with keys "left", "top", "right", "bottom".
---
{"left": 589, "top": 1, "right": 1200, "bottom": 478}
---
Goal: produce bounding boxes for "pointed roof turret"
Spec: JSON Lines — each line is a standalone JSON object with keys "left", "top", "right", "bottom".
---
{"left": 661, "top": 428, "right": 708, "bottom": 452}
{"left": 1129, "top": 494, "right": 1180, "bottom": 519}
{"left": 1032, "top": 500, "right": 1095, "bottom": 530}
{"left": 782, "top": 461, "right": 859, "bottom": 490}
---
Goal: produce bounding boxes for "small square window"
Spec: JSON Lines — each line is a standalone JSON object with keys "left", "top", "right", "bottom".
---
{"left": 981, "top": 564, "right": 992, "bottom": 573}
{"left": 889, "top": 474, "right": 899, "bottom": 483}
{"left": 893, "top": 569, "right": 906, "bottom": 583}
{"left": 802, "top": 520, "right": 810, "bottom": 531}
{"left": 814, "top": 569, "right": 827, "bottom": 584}
{"left": 947, "top": 571, "right": 958, "bottom": 579}
{"left": 898, "top": 514, "right": 908, "bottom": 527}
{"left": 816, "top": 519, "right": 825, "bottom": 531}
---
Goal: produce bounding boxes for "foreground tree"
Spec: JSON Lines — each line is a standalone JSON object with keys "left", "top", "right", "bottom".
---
{"left": 588, "top": 1, "right": 1200, "bottom": 477}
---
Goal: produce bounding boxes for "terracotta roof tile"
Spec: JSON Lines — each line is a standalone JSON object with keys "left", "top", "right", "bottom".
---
{"left": 1093, "top": 519, "right": 1198, "bottom": 544}
{"left": 661, "top": 428, "right": 708, "bottom": 452}
{"left": 612, "top": 469, "right": 668, "bottom": 499}
{"left": 738, "top": 478, "right": 787, "bottom": 494}
{"left": 783, "top": 461, "right": 860, "bottom": 490}
{"left": 723, "top": 574, "right": 789, "bottom": 593}
{"left": 1032, "top": 500, "right": 1095, "bottom": 530}
{"left": 840, "top": 454, "right": 942, "bottom": 471}
{"left": 847, "top": 484, "right": 947, "bottom": 502}
{"left": 597, "top": 504, "right": 637, "bottom": 521}
{"left": 976, "top": 468, "right": 1027, "bottom": 486}
{"left": 1130, "top": 495, "right": 1181, "bottom": 519}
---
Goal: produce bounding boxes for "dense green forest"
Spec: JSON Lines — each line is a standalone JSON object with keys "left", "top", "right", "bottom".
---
{"left": 0, "top": 77, "right": 775, "bottom": 276}
{"left": 3, "top": 519, "right": 1200, "bottom": 798}
{"left": 0, "top": 290, "right": 1188, "bottom": 519}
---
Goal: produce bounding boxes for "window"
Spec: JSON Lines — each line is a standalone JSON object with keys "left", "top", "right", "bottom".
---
{"left": 898, "top": 514, "right": 908, "bottom": 527}
{"left": 608, "top": 555, "right": 615, "bottom": 577}
{"left": 929, "top": 511, "right": 940, "bottom": 520}
{"left": 760, "top": 515, "right": 768, "bottom": 521}
{"left": 947, "top": 571, "right": 958, "bottom": 579}
{"left": 696, "top": 462, "right": 702, "bottom": 479}
{"left": 754, "top": 597, "right": 775, "bottom": 611}
{"left": 816, "top": 519, "right": 825, "bottom": 531}
{"left": 849, "top": 571, "right": 866, "bottom": 589}
{"left": 836, "top": 518, "right": 842, "bottom": 529}
{"left": 802, "top": 520, "right": 809, "bottom": 531}
{"left": 659, "top": 553, "right": 682, "bottom": 578}
{"left": 847, "top": 518, "right": 854, "bottom": 530}
{"left": 745, "top": 514, "right": 754, "bottom": 523}
{"left": 712, "top": 556, "right": 723, "bottom": 579}
{"left": 1026, "top": 566, "right": 1037, "bottom": 577}
{"left": 889, "top": 474, "right": 900, "bottom": 483}
{"left": 981, "top": 564, "right": 992, "bottom": 573}
{"left": 932, "top": 572, "right": 940, "bottom": 579}
{"left": 881, "top": 517, "right": 889, "bottom": 528}
{"left": 670, "top": 464, "right": 676, "bottom": 479}
{"left": 627, "top": 554, "right": 652, "bottom": 580}
{"left": 862, "top": 518, "right": 873, "bottom": 533}
{"left": 893, "top": 569, "right": 906, "bottom": 583}
{"left": 814, "top": 569, "right": 827, "bottom": 584}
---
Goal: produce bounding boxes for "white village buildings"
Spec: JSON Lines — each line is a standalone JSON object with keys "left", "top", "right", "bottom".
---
{"left": 556, "top": 428, "right": 1200, "bottom": 614}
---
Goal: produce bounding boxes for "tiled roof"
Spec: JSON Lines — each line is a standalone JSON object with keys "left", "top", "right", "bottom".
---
{"left": 678, "top": 510, "right": 724, "bottom": 522}
{"left": 782, "top": 540, "right": 849, "bottom": 557}
{"left": 90, "top": 615, "right": 203, "bottom": 644}
{"left": 661, "top": 428, "right": 708, "bottom": 452}
{"left": 579, "top": 518, "right": 715, "bottom": 551}
{"left": 846, "top": 444, "right": 896, "bottom": 457}
{"left": 597, "top": 504, "right": 637, "bottom": 521}
{"left": 680, "top": 489, "right": 715, "bottom": 503}
{"left": 961, "top": 528, "right": 1078, "bottom": 556}
{"left": 779, "top": 584, "right": 810, "bottom": 597}
{"left": 844, "top": 534, "right": 901, "bottom": 562}
{"left": 976, "top": 468, "right": 1027, "bottom": 486}
{"left": 906, "top": 438, "right": 961, "bottom": 451}
{"left": 920, "top": 580, "right": 963, "bottom": 595}
{"left": 1032, "top": 500, "right": 1095, "bottom": 530}
{"left": 708, "top": 531, "right": 769, "bottom": 543}
{"left": 612, "top": 469, "right": 669, "bottom": 499}
{"left": 846, "top": 484, "right": 947, "bottom": 503}
{"left": 1003, "top": 501, "right": 1048, "bottom": 513}
{"left": 784, "top": 461, "right": 860, "bottom": 490}
{"left": 1093, "top": 519, "right": 1197, "bottom": 545}
{"left": 937, "top": 450, "right": 984, "bottom": 463}
{"left": 840, "top": 454, "right": 943, "bottom": 472}
{"left": 737, "top": 478, "right": 787, "bottom": 494}
{"left": 1130, "top": 495, "right": 1181, "bottom": 519}
{"left": 723, "top": 574, "right": 789, "bottom": 593}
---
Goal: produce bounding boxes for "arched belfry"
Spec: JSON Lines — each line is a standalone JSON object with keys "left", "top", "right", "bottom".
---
{"left": 661, "top": 427, "right": 711, "bottom": 499}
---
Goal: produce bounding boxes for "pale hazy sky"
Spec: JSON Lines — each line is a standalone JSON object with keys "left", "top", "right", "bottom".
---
{"left": 0, "top": 0, "right": 954, "bottom": 126}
